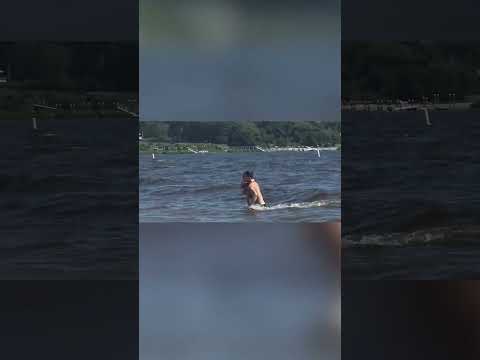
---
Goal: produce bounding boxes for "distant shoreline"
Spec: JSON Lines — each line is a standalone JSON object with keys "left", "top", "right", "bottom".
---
{"left": 140, "top": 142, "right": 341, "bottom": 154}
{"left": 0, "top": 89, "right": 138, "bottom": 119}
{"left": 341, "top": 102, "right": 478, "bottom": 112}
{"left": 0, "top": 110, "right": 136, "bottom": 120}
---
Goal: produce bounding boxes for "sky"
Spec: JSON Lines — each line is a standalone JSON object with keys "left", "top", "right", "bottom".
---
{"left": 140, "top": 0, "right": 340, "bottom": 121}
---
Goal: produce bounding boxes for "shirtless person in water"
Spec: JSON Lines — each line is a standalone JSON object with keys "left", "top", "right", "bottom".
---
{"left": 241, "top": 171, "right": 267, "bottom": 207}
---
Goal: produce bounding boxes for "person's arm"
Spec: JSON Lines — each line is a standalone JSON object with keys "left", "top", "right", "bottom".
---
{"left": 256, "top": 187, "right": 264, "bottom": 201}
{"left": 248, "top": 184, "right": 258, "bottom": 204}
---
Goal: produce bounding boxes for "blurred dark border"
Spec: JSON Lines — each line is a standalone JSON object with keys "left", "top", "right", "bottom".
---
{"left": 343, "top": 0, "right": 480, "bottom": 40}
{"left": 343, "top": 281, "right": 480, "bottom": 360}
{"left": 0, "top": 0, "right": 138, "bottom": 41}
{"left": 0, "top": 280, "right": 138, "bottom": 359}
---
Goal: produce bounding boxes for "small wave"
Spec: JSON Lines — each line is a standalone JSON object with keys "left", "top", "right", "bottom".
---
{"left": 249, "top": 200, "right": 339, "bottom": 211}
{"left": 192, "top": 184, "right": 237, "bottom": 194}
{"left": 343, "top": 226, "right": 480, "bottom": 247}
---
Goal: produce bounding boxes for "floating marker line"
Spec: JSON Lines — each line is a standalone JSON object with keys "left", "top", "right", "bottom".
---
{"left": 116, "top": 105, "right": 139, "bottom": 117}
{"left": 32, "top": 104, "right": 57, "bottom": 110}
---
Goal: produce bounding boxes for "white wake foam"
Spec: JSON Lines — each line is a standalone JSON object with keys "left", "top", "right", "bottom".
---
{"left": 343, "top": 231, "right": 443, "bottom": 247}
{"left": 249, "top": 200, "right": 338, "bottom": 211}
{"left": 342, "top": 226, "right": 480, "bottom": 247}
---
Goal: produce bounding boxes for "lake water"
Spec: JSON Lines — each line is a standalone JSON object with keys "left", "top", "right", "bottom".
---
{"left": 0, "top": 119, "right": 138, "bottom": 279}
{"left": 342, "top": 111, "right": 480, "bottom": 279}
{"left": 140, "top": 151, "right": 340, "bottom": 222}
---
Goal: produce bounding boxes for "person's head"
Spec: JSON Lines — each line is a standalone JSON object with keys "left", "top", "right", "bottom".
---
{"left": 242, "top": 171, "right": 254, "bottom": 183}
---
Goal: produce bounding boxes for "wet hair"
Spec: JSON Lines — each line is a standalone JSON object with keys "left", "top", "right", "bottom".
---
{"left": 243, "top": 171, "right": 254, "bottom": 178}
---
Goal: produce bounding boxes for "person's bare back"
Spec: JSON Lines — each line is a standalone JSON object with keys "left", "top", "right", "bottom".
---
{"left": 241, "top": 171, "right": 266, "bottom": 207}
{"left": 247, "top": 181, "right": 265, "bottom": 206}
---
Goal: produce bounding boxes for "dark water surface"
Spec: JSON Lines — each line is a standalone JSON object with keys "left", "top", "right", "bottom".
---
{"left": 343, "top": 111, "right": 480, "bottom": 279}
{"left": 140, "top": 151, "right": 340, "bottom": 222}
{"left": 0, "top": 119, "right": 138, "bottom": 279}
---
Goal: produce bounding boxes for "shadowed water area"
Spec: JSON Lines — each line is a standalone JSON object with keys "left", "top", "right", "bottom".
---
{"left": 343, "top": 111, "right": 480, "bottom": 279}
{"left": 0, "top": 119, "right": 138, "bottom": 279}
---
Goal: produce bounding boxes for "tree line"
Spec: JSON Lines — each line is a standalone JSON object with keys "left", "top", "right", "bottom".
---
{"left": 140, "top": 122, "right": 341, "bottom": 147}
{"left": 343, "top": 41, "right": 480, "bottom": 101}
{"left": 0, "top": 42, "right": 138, "bottom": 91}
